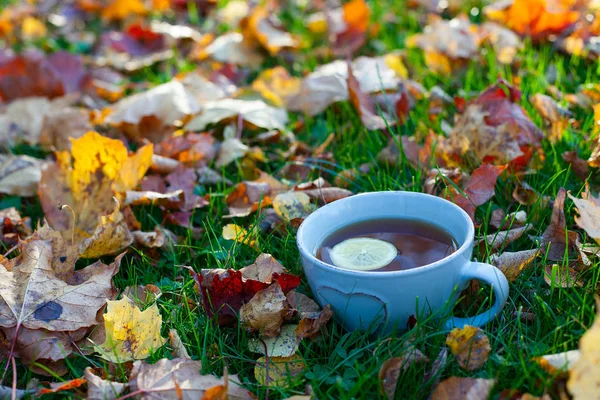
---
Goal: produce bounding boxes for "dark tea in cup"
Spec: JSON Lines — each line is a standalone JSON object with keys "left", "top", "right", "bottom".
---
{"left": 316, "top": 218, "right": 458, "bottom": 272}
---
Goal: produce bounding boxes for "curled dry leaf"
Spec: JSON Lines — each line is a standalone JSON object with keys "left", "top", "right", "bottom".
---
{"left": 446, "top": 325, "right": 491, "bottom": 371}
{"left": 536, "top": 350, "right": 580, "bottom": 374}
{"left": 241, "top": 6, "right": 299, "bottom": 56}
{"left": 295, "top": 305, "right": 333, "bottom": 340}
{"left": 225, "top": 181, "right": 274, "bottom": 217}
{"left": 84, "top": 368, "right": 126, "bottom": 400}
{"left": 129, "top": 358, "right": 252, "bottom": 400}
{"left": 254, "top": 354, "right": 306, "bottom": 388}
{"left": 379, "top": 349, "right": 429, "bottom": 400}
{"left": 541, "top": 188, "right": 579, "bottom": 260}
{"left": 296, "top": 186, "right": 353, "bottom": 205}
{"left": 568, "top": 299, "right": 600, "bottom": 399}
{"left": 125, "top": 190, "right": 185, "bottom": 209}
{"left": 347, "top": 61, "right": 395, "bottom": 130}
{"left": 476, "top": 224, "right": 532, "bottom": 251}
{"left": 187, "top": 254, "right": 301, "bottom": 325}
{"left": 490, "top": 249, "right": 539, "bottom": 282}
{"left": 447, "top": 163, "right": 507, "bottom": 221}
{"left": 569, "top": 189, "right": 600, "bottom": 244}
{"left": 432, "top": 377, "right": 496, "bottom": 400}
{"left": 240, "top": 282, "right": 289, "bottom": 338}
{"left": 248, "top": 324, "right": 299, "bottom": 357}
{"left": 0, "top": 154, "right": 45, "bottom": 197}
{"left": 95, "top": 296, "right": 166, "bottom": 363}
{"left": 513, "top": 181, "right": 538, "bottom": 206}
{"left": 132, "top": 226, "right": 166, "bottom": 248}
{"left": 169, "top": 329, "right": 191, "bottom": 360}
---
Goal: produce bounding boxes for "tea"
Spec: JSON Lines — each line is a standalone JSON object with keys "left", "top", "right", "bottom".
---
{"left": 316, "top": 218, "right": 458, "bottom": 272}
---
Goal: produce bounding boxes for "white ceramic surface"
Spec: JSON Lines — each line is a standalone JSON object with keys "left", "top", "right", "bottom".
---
{"left": 296, "top": 191, "right": 509, "bottom": 334}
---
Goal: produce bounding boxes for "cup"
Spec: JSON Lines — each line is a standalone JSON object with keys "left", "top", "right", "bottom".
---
{"left": 296, "top": 191, "right": 509, "bottom": 334}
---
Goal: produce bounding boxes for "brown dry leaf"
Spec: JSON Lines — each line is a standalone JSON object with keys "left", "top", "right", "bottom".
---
{"left": 185, "top": 98, "right": 288, "bottom": 132}
{"left": 106, "top": 80, "right": 202, "bottom": 129}
{"left": 569, "top": 189, "right": 600, "bottom": 244}
{"left": 129, "top": 358, "right": 252, "bottom": 399}
{"left": 251, "top": 67, "right": 301, "bottom": 108}
{"left": 273, "top": 191, "right": 313, "bottom": 222}
{"left": 484, "top": 0, "right": 579, "bottom": 40}
{"left": 438, "top": 79, "right": 543, "bottom": 169}
{"left": 240, "top": 282, "right": 289, "bottom": 338}
{"left": 287, "top": 55, "right": 404, "bottom": 116}
{"left": 295, "top": 305, "right": 333, "bottom": 340}
{"left": 446, "top": 325, "right": 491, "bottom": 371}
{"left": 478, "top": 22, "right": 523, "bottom": 64}
{"left": 542, "top": 188, "right": 579, "bottom": 260}
{"left": 379, "top": 349, "right": 430, "bottom": 400}
{"left": 39, "top": 107, "right": 92, "bottom": 151}
{"left": 477, "top": 224, "right": 532, "bottom": 251}
{"left": 490, "top": 249, "right": 539, "bottom": 282}
{"left": 0, "top": 207, "right": 31, "bottom": 247}
{"left": 254, "top": 354, "right": 306, "bottom": 387}
{"left": 536, "top": 350, "right": 580, "bottom": 374}
{"left": 406, "top": 15, "right": 479, "bottom": 74}
{"left": 248, "top": 324, "right": 299, "bottom": 357}
{"left": 132, "top": 226, "right": 166, "bottom": 248}
{"left": 347, "top": 61, "right": 395, "bottom": 130}
{"left": 296, "top": 187, "right": 353, "bottom": 205}
{"left": 84, "top": 368, "right": 126, "bottom": 400}
{"left": 562, "top": 151, "right": 589, "bottom": 181}
{"left": 169, "top": 329, "right": 191, "bottom": 360}
{"left": 286, "top": 290, "right": 320, "bottom": 316}
{"left": 241, "top": 6, "right": 299, "bottom": 56}
{"left": 543, "top": 263, "right": 584, "bottom": 288}
{"left": 422, "top": 347, "right": 448, "bottom": 387}
{"left": 432, "top": 377, "right": 496, "bottom": 400}
{"left": 530, "top": 94, "right": 571, "bottom": 143}
{"left": 95, "top": 296, "right": 166, "bottom": 363}
{"left": 191, "top": 32, "right": 264, "bottom": 67}
{"left": 0, "top": 154, "right": 44, "bottom": 197}
{"left": 513, "top": 181, "right": 539, "bottom": 206}
{"left": 125, "top": 190, "right": 185, "bottom": 209}
{"left": 225, "top": 181, "right": 273, "bottom": 217}
{"left": 331, "top": 0, "right": 370, "bottom": 56}
{"left": 567, "top": 299, "right": 600, "bottom": 399}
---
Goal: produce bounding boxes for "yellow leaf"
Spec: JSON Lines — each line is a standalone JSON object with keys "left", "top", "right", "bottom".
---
{"left": 568, "top": 299, "right": 600, "bottom": 399}
{"left": 273, "top": 192, "right": 312, "bottom": 222}
{"left": 96, "top": 297, "right": 166, "bottom": 363}
{"left": 116, "top": 143, "right": 154, "bottom": 193}
{"left": 446, "top": 325, "right": 491, "bottom": 371}
{"left": 251, "top": 67, "right": 301, "bottom": 108}
{"left": 21, "top": 16, "right": 46, "bottom": 40}
{"left": 383, "top": 53, "right": 408, "bottom": 79}
{"left": 222, "top": 224, "right": 257, "bottom": 249}
{"left": 101, "top": 0, "right": 146, "bottom": 21}
{"left": 254, "top": 354, "right": 305, "bottom": 387}
{"left": 151, "top": 0, "right": 171, "bottom": 12}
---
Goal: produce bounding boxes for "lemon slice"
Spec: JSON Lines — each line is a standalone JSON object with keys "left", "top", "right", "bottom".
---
{"left": 330, "top": 238, "right": 397, "bottom": 271}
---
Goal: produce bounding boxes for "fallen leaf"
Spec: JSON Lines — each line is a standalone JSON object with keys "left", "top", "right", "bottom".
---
{"left": 125, "top": 190, "right": 185, "bottom": 209}
{"left": 132, "top": 226, "right": 166, "bottom": 248}
{"left": 347, "top": 61, "right": 395, "bottom": 130}
{"left": 484, "top": 0, "right": 579, "bottom": 40}
{"left": 432, "top": 377, "right": 496, "bottom": 400}
{"left": 225, "top": 181, "right": 273, "bottom": 217}
{"left": 273, "top": 191, "right": 313, "bottom": 222}
{"left": 84, "top": 368, "right": 126, "bottom": 400}
{"left": 562, "top": 151, "right": 589, "bottom": 181}
{"left": 569, "top": 189, "right": 600, "bottom": 244}
{"left": 477, "top": 224, "right": 532, "bottom": 251}
{"left": 101, "top": 0, "right": 146, "bottom": 21}
{"left": 379, "top": 349, "right": 430, "bottom": 400}
{"left": 286, "top": 290, "right": 321, "bottom": 316}
{"left": 240, "top": 282, "right": 289, "bottom": 338}
{"left": 542, "top": 188, "right": 579, "bottom": 260}
{"left": 222, "top": 223, "right": 257, "bottom": 248}
{"left": 191, "top": 32, "right": 264, "bottom": 67}
{"left": 513, "top": 181, "right": 538, "bottom": 206}
{"left": 422, "top": 347, "right": 448, "bottom": 387}
{"left": 331, "top": 0, "right": 370, "bottom": 56}
{"left": 479, "top": 22, "right": 523, "bottom": 64}
{"left": 568, "top": 299, "right": 600, "bottom": 399}
{"left": 446, "top": 325, "right": 491, "bottom": 371}
{"left": 185, "top": 98, "right": 288, "bottom": 132}
{"left": 169, "top": 329, "right": 191, "bottom": 360}
{"left": 216, "top": 137, "right": 249, "bottom": 167}
{"left": 295, "top": 305, "right": 333, "bottom": 340}
{"left": 254, "top": 354, "right": 306, "bottom": 387}
{"left": 543, "top": 263, "right": 584, "bottom": 288}
{"left": 490, "top": 249, "right": 539, "bottom": 282}
{"left": 295, "top": 187, "right": 353, "bottom": 205}
{"left": 530, "top": 93, "right": 571, "bottom": 143}
{"left": 251, "top": 67, "right": 301, "bottom": 108}
{"left": 38, "top": 378, "right": 87, "bottom": 395}
{"left": 39, "top": 107, "right": 93, "bottom": 151}
{"left": 78, "top": 200, "right": 134, "bottom": 259}
{"left": 0, "top": 154, "right": 44, "bottom": 197}
{"left": 248, "top": 324, "right": 299, "bottom": 357}
{"left": 95, "top": 296, "right": 166, "bottom": 363}
{"left": 188, "top": 256, "right": 301, "bottom": 325}
{"left": 241, "top": 6, "right": 299, "bottom": 56}
{"left": 129, "top": 358, "right": 252, "bottom": 399}
{"left": 536, "top": 350, "right": 580, "bottom": 374}
{"left": 447, "top": 164, "right": 507, "bottom": 220}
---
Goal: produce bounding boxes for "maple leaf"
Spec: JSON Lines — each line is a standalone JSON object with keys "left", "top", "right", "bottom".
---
{"left": 95, "top": 296, "right": 166, "bottom": 363}
{"left": 129, "top": 358, "right": 252, "bottom": 399}
{"left": 188, "top": 254, "right": 301, "bottom": 325}
{"left": 484, "top": 0, "right": 579, "bottom": 40}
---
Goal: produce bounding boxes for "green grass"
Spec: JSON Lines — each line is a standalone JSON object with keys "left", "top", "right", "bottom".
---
{"left": 4, "top": 0, "right": 600, "bottom": 399}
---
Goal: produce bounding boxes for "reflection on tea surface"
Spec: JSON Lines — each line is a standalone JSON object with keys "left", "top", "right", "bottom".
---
{"left": 316, "top": 218, "right": 458, "bottom": 271}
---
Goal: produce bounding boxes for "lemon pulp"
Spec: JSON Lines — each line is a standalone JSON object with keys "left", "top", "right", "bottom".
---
{"left": 329, "top": 237, "right": 398, "bottom": 271}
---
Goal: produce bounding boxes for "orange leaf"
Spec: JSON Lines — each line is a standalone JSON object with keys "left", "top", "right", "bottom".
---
{"left": 39, "top": 378, "right": 87, "bottom": 394}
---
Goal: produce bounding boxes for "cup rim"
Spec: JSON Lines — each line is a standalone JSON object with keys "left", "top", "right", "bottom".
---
{"left": 296, "top": 191, "right": 475, "bottom": 277}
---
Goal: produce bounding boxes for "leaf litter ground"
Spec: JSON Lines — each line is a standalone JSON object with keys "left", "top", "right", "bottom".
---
{"left": 1, "top": 0, "right": 600, "bottom": 399}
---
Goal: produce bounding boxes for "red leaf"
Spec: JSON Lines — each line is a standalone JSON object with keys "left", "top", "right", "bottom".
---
{"left": 449, "top": 164, "right": 507, "bottom": 221}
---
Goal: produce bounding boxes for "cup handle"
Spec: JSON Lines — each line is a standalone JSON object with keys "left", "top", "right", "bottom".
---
{"left": 445, "top": 261, "right": 509, "bottom": 329}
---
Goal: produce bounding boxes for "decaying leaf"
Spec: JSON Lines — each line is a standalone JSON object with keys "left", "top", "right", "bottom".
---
{"left": 490, "top": 249, "right": 539, "bottom": 282}
{"left": 84, "top": 368, "right": 126, "bottom": 400}
{"left": 568, "top": 299, "right": 600, "bottom": 399}
{"left": 331, "top": 0, "right": 370, "bottom": 55}
{"left": 542, "top": 188, "right": 579, "bottom": 260}
{"left": 95, "top": 296, "right": 166, "bottom": 363}
{"left": 286, "top": 290, "right": 320, "bottom": 316}
{"left": 295, "top": 305, "right": 333, "bottom": 340}
{"left": 476, "top": 224, "right": 532, "bottom": 251}
{"left": 254, "top": 354, "right": 306, "bottom": 387}
{"left": 513, "top": 181, "right": 539, "bottom": 206}
{"left": 422, "top": 347, "right": 448, "bottom": 387}
{"left": 432, "top": 377, "right": 496, "bottom": 400}
{"left": 569, "top": 189, "right": 600, "bottom": 244}
{"left": 129, "top": 358, "right": 251, "bottom": 399}
{"left": 446, "top": 325, "right": 491, "bottom": 371}
{"left": 169, "top": 329, "right": 191, "bottom": 359}
{"left": 132, "top": 226, "right": 166, "bottom": 248}
{"left": 379, "top": 349, "right": 430, "bottom": 400}
{"left": 273, "top": 191, "right": 313, "bottom": 222}
{"left": 248, "top": 324, "right": 299, "bottom": 357}
{"left": 562, "top": 151, "right": 589, "bottom": 181}
{"left": 543, "top": 263, "right": 584, "bottom": 288}
{"left": 240, "top": 282, "right": 289, "bottom": 338}
{"left": 530, "top": 93, "right": 571, "bottom": 143}
{"left": 0, "top": 154, "right": 45, "bottom": 197}
{"left": 188, "top": 255, "right": 301, "bottom": 325}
